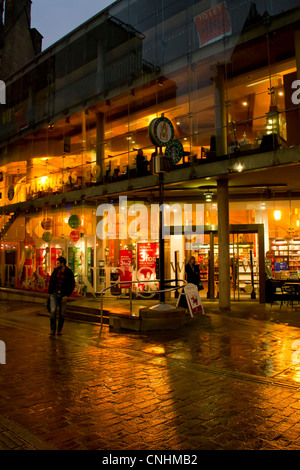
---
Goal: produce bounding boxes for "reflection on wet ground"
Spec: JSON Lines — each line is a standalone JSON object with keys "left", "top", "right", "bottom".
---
{"left": 2, "top": 300, "right": 300, "bottom": 450}
{"left": 85, "top": 301, "right": 300, "bottom": 385}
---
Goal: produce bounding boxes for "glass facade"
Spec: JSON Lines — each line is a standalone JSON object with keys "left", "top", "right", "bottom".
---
{"left": 0, "top": 0, "right": 300, "bottom": 300}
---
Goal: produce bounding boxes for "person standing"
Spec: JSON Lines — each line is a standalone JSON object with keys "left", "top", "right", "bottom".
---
{"left": 48, "top": 256, "right": 75, "bottom": 336}
{"left": 185, "top": 256, "right": 203, "bottom": 290}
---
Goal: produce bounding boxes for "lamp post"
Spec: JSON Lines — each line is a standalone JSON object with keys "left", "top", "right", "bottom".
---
{"left": 149, "top": 115, "right": 183, "bottom": 305}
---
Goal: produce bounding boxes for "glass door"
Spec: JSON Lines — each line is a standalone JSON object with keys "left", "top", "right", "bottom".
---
{"left": 231, "top": 232, "right": 258, "bottom": 300}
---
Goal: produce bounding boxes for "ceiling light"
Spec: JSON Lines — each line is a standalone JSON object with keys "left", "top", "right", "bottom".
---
{"left": 274, "top": 210, "right": 281, "bottom": 221}
{"left": 204, "top": 191, "right": 213, "bottom": 202}
{"left": 246, "top": 75, "right": 279, "bottom": 87}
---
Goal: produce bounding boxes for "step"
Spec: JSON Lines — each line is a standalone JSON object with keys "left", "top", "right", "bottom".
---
{"left": 66, "top": 303, "right": 134, "bottom": 325}
{"left": 65, "top": 308, "right": 110, "bottom": 324}
{"left": 66, "top": 303, "right": 104, "bottom": 316}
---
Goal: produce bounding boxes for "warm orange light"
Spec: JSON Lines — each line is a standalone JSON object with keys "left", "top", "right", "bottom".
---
{"left": 274, "top": 210, "right": 281, "bottom": 221}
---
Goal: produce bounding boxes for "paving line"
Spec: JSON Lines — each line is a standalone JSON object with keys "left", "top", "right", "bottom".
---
{"left": 0, "top": 416, "right": 58, "bottom": 450}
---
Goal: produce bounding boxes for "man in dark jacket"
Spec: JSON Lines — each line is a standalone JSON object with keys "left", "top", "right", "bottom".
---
{"left": 48, "top": 256, "right": 75, "bottom": 336}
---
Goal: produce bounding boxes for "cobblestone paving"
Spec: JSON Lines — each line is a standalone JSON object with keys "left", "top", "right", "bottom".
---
{"left": 1, "top": 300, "right": 300, "bottom": 450}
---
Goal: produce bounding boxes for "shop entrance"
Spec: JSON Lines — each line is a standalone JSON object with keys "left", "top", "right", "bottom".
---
{"left": 187, "top": 224, "right": 265, "bottom": 303}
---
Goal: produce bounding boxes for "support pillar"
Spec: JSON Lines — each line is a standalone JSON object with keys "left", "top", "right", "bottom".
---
{"left": 208, "top": 231, "right": 215, "bottom": 300}
{"left": 217, "top": 178, "right": 230, "bottom": 311}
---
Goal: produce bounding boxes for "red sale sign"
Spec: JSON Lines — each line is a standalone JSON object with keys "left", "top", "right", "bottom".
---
{"left": 137, "top": 243, "right": 158, "bottom": 273}
{"left": 194, "top": 2, "right": 232, "bottom": 48}
{"left": 137, "top": 243, "right": 159, "bottom": 292}
{"left": 119, "top": 250, "right": 132, "bottom": 289}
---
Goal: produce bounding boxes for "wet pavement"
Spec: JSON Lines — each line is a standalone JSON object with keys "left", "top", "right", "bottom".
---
{"left": 1, "top": 297, "right": 300, "bottom": 451}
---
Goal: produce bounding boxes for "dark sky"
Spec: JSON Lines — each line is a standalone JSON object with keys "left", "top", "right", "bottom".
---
{"left": 31, "top": 0, "right": 114, "bottom": 50}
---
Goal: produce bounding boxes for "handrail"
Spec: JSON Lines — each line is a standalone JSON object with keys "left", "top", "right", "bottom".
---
{"left": 99, "top": 279, "right": 187, "bottom": 328}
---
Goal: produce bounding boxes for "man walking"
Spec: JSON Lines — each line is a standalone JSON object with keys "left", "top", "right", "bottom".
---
{"left": 48, "top": 256, "right": 75, "bottom": 336}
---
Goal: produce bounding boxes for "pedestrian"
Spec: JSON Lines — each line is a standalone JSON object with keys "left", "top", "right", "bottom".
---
{"left": 136, "top": 149, "right": 149, "bottom": 176}
{"left": 185, "top": 256, "right": 203, "bottom": 290}
{"left": 48, "top": 256, "right": 75, "bottom": 336}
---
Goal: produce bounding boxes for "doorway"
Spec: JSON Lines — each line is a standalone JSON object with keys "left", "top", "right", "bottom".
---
{"left": 187, "top": 224, "right": 265, "bottom": 303}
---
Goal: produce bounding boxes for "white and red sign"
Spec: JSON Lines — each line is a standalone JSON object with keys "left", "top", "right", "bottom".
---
{"left": 119, "top": 249, "right": 132, "bottom": 289}
{"left": 194, "top": 2, "right": 232, "bottom": 48}
{"left": 184, "top": 283, "right": 204, "bottom": 317}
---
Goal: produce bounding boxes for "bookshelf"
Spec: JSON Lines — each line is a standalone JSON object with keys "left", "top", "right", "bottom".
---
{"left": 271, "top": 238, "right": 300, "bottom": 275}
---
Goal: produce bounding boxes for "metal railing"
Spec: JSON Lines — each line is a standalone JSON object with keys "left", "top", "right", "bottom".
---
{"left": 99, "top": 278, "right": 187, "bottom": 328}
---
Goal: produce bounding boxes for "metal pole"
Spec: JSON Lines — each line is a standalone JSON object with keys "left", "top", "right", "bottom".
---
{"left": 100, "top": 291, "right": 103, "bottom": 328}
{"left": 209, "top": 231, "right": 215, "bottom": 300}
{"left": 129, "top": 286, "right": 132, "bottom": 314}
{"left": 159, "top": 171, "right": 165, "bottom": 303}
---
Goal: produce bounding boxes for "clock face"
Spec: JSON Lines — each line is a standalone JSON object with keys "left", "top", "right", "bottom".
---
{"left": 165, "top": 140, "right": 184, "bottom": 164}
{"left": 149, "top": 116, "right": 174, "bottom": 147}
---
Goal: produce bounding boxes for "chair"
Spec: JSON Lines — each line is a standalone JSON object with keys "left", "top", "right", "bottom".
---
{"left": 280, "top": 285, "right": 294, "bottom": 308}
{"left": 269, "top": 280, "right": 284, "bottom": 306}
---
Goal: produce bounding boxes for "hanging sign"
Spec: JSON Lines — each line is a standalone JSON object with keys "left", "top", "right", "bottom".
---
{"left": 68, "top": 215, "right": 80, "bottom": 229}
{"left": 184, "top": 283, "right": 205, "bottom": 317}
{"left": 149, "top": 116, "right": 174, "bottom": 147}
{"left": 70, "top": 230, "right": 80, "bottom": 242}
{"left": 7, "top": 185, "right": 14, "bottom": 201}
{"left": 119, "top": 250, "right": 132, "bottom": 289}
{"left": 165, "top": 139, "right": 184, "bottom": 164}
{"left": 41, "top": 218, "right": 52, "bottom": 230}
{"left": 194, "top": 2, "right": 232, "bottom": 48}
{"left": 42, "top": 232, "right": 52, "bottom": 242}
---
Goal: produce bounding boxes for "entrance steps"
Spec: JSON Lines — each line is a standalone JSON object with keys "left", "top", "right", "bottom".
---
{"left": 0, "top": 287, "right": 197, "bottom": 331}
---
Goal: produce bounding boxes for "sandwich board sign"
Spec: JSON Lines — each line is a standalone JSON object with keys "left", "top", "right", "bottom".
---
{"left": 177, "top": 283, "right": 204, "bottom": 317}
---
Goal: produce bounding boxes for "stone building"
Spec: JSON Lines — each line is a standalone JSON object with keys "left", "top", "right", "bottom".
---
{"left": 0, "top": 0, "right": 42, "bottom": 80}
